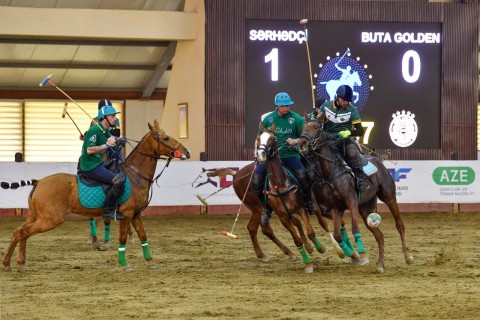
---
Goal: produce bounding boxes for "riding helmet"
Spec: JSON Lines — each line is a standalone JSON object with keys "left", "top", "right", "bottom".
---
{"left": 274, "top": 92, "right": 294, "bottom": 106}
{"left": 98, "top": 105, "right": 120, "bottom": 120}
{"left": 336, "top": 85, "right": 353, "bottom": 102}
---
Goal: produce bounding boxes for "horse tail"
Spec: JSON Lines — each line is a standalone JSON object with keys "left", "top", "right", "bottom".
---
{"left": 0, "top": 179, "right": 37, "bottom": 190}
{"left": 206, "top": 168, "right": 237, "bottom": 178}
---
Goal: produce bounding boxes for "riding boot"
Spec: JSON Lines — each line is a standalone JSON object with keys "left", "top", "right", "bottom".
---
{"left": 353, "top": 167, "right": 370, "bottom": 192}
{"left": 295, "top": 169, "right": 317, "bottom": 215}
{"left": 252, "top": 173, "right": 272, "bottom": 225}
{"left": 103, "top": 174, "right": 126, "bottom": 221}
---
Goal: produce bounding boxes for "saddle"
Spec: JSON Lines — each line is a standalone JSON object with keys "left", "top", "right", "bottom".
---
{"left": 77, "top": 164, "right": 131, "bottom": 209}
{"left": 264, "top": 166, "right": 299, "bottom": 197}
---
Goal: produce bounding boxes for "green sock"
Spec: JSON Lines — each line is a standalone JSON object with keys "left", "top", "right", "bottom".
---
{"left": 354, "top": 233, "right": 366, "bottom": 254}
{"left": 104, "top": 224, "right": 111, "bottom": 242}
{"left": 142, "top": 240, "right": 152, "bottom": 261}
{"left": 312, "top": 236, "right": 323, "bottom": 251}
{"left": 338, "top": 240, "right": 354, "bottom": 257}
{"left": 118, "top": 244, "right": 128, "bottom": 266}
{"left": 89, "top": 219, "right": 97, "bottom": 237}
{"left": 340, "top": 225, "right": 354, "bottom": 250}
{"left": 297, "top": 244, "right": 311, "bottom": 264}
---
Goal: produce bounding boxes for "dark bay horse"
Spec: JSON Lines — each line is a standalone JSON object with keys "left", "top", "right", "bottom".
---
{"left": 2, "top": 120, "right": 190, "bottom": 272}
{"left": 256, "top": 127, "right": 328, "bottom": 273}
{"left": 298, "top": 119, "right": 414, "bottom": 272}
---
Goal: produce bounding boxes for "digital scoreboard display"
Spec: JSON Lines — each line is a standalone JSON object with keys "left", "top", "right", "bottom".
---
{"left": 245, "top": 20, "right": 442, "bottom": 149}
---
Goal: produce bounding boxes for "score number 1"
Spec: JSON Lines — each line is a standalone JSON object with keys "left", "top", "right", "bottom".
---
{"left": 265, "top": 48, "right": 279, "bottom": 81}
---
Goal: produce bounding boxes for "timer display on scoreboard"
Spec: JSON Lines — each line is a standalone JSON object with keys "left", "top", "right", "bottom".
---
{"left": 245, "top": 20, "right": 442, "bottom": 149}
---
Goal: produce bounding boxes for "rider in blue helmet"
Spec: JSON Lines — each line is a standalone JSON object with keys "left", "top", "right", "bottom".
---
{"left": 253, "top": 92, "right": 318, "bottom": 226}
{"left": 317, "top": 85, "right": 370, "bottom": 191}
{"left": 79, "top": 104, "right": 126, "bottom": 221}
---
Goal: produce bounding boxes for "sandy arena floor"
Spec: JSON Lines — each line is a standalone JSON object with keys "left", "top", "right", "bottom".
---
{"left": 1, "top": 211, "right": 479, "bottom": 319}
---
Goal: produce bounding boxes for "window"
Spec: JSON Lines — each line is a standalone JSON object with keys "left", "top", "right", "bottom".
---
{"left": 0, "top": 100, "right": 123, "bottom": 162}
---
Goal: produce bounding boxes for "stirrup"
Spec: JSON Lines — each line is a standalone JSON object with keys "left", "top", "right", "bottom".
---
{"left": 305, "top": 201, "right": 317, "bottom": 215}
{"left": 356, "top": 179, "right": 370, "bottom": 192}
{"left": 260, "top": 209, "right": 272, "bottom": 226}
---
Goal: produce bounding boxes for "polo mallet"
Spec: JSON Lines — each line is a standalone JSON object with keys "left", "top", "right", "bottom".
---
{"left": 221, "top": 164, "right": 257, "bottom": 240}
{"left": 39, "top": 74, "right": 106, "bottom": 134}
{"left": 299, "top": 19, "right": 315, "bottom": 111}
{"left": 62, "top": 102, "right": 85, "bottom": 139}
{"left": 196, "top": 184, "right": 233, "bottom": 206}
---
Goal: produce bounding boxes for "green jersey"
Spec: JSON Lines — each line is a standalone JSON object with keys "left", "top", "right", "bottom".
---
{"left": 320, "top": 101, "right": 361, "bottom": 134}
{"left": 80, "top": 123, "right": 109, "bottom": 171}
{"left": 259, "top": 110, "right": 305, "bottom": 159}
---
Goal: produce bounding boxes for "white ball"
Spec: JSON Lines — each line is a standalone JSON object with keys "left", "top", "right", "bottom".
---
{"left": 367, "top": 212, "right": 382, "bottom": 228}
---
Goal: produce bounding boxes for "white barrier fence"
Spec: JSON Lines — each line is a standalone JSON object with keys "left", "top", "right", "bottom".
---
{"left": 0, "top": 160, "right": 478, "bottom": 208}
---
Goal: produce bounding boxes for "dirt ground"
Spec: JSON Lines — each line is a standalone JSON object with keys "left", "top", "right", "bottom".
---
{"left": 1, "top": 211, "right": 479, "bottom": 320}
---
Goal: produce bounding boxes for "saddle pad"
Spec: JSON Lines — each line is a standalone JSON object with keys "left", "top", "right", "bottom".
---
{"left": 77, "top": 176, "right": 131, "bottom": 209}
{"left": 363, "top": 161, "right": 378, "bottom": 176}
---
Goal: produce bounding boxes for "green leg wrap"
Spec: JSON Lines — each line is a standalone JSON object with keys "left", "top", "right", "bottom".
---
{"left": 89, "top": 219, "right": 97, "bottom": 237}
{"left": 142, "top": 240, "right": 152, "bottom": 261}
{"left": 297, "top": 244, "right": 311, "bottom": 264}
{"left": 354, "top": 233, "right": 366, "bottom": 254}
{"left": 312, "top": 236, "right": 323, "bottom": 251}
{"left": 340, "top": 225, "right": 354, "bottom": 251}
{"left": 104, "top": 224, "right": 111, "bottom": 242}
{"left": 118, "top": 244, "right": 128, "bottom": 266}
{"left": 338, "top": 240, "right": 354, "bottom": 258}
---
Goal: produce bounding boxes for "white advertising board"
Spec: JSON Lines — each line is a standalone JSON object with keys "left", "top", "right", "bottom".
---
{"left": 0, "top": 160, "right": 478, "bottom": 208}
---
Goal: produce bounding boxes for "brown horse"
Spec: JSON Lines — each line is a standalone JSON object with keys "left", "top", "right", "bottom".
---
{"left": 217, "top": 163, "right": 314, "bottom": 261}
{"left": 298, "top": 119, "right": 414, "bottom": 272}
{"left": 2, "top": 120, "right": 190, "bottom": 272}
{"left": 255, "top": 127, "right": 328, "bottom": 273}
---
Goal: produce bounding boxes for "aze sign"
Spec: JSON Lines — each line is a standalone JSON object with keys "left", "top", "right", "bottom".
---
{"left": 432, "top": 167, "right": 475, "bottom": 185}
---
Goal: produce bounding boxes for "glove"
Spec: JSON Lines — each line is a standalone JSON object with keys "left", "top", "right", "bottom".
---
{"left": 115, "top": 136, "right": 127, "bottom": 146}
{"left": 338, "top": 130, "right": 351, "bottom": 139}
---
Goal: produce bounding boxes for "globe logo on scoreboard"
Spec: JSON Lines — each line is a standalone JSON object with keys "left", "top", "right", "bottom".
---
{"left": 315, "top": 48, "right": 372, "bottom": 112}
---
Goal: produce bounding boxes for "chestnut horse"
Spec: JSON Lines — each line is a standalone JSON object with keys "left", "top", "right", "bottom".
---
{"left": 299, "top": 119, "right": 414, "bottom": 272}
{"left": 256, "top": 128, "right": 328, "bottom": 273}
{"left": 2, "top": 120, "right": 190, "bottom": 272}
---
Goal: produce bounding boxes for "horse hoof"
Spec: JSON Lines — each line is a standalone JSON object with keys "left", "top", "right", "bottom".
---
{"left": 123, "top": 265, "right": 133, "bottom": 272}
{"left": 147, "top": 263, "right": 157, "bottom": 270}
{"left": 17, "top": 264, "right": 26, "bottom": 273}
{"left": 376, "top": 267, "right": 385, "bottom": 273}
{"left": 259, "top": 255, "right": 271, "bottom": 262}
{"left": 352, "top": 255, "right": 370, "bottom": 266}
{"left": 304, "top": 264, "right": 313, "bottom": 273}
{"left": 334, "top": 247, "right": 346, "bottom": 259}
{"left": 3, "top": 265, "right": 11, "bottom": 272}
{"left": 305, "top": 243, "right": 314, "bottom": 255}
{"left": 405, "top": 255, "right": 414, "bottom": 265}
{"left": 103, "top": 241, "right": 111, "bottom": 249}
{"left": 318, "top": 246, "right": 327, "bottom": 254}
{"left": 287, "top": 253, "right": 297, "bottom": 261}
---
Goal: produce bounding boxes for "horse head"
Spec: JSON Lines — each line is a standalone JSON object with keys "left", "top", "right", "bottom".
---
{"left": 298, "top": 119, "right": 323, "bottom": 154}
{"left": 256, "top": 124, "right": 277, "bottom": 164}
{"left": 147, "top": 119, "right": 191, "bottom": 160}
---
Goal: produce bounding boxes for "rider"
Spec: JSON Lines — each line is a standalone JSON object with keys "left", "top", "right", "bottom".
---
{"left": 253, "top": 92, "right": 317, "bottom": 225}
{"left": 79, "top": 105, "right": 126, "bottom": 221}
{"left": 317, "top": 85, "right": 370, "bottom": 191}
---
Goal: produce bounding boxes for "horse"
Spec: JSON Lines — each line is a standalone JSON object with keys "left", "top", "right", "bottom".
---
{"left": 255, "top": 126, "right": 328, "bottom": 273}
{"left": 298, "top": 119, "right": 414, "bottom": 272}
{"left": 2, "top": 119, "right": 191, "bottom": 272}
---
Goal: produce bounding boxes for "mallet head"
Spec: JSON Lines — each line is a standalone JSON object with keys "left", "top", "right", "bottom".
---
{"left": 299, "top": 19, "right": 308, "bottom": 25}
{"left": 39, "top": 74, "right": 54, "bottom": 87}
